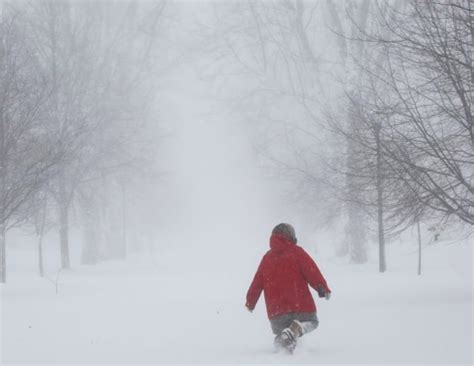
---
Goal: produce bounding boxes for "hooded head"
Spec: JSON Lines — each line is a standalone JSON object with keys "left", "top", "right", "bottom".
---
{"left": 271, "top": 223, "right": 297, "bottom": 243}
{"left": 269, "top": 223, "right": 297, "bottom": 252}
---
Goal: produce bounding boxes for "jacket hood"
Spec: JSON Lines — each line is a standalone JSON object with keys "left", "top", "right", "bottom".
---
{"left": 269, "top": 234, "right": 295, "bottom": 253}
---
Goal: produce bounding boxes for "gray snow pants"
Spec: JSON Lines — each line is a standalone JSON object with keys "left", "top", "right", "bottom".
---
{"left": 270, "top": 312, "right": 319, "bottom": 335}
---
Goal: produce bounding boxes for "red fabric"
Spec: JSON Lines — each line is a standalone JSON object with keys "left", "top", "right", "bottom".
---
{"left": 246, "top": 234, "right": 331, "bottom": 319}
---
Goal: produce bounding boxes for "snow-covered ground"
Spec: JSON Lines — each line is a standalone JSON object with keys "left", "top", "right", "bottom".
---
{"left": 1, "top": 236, "right": 472, "bottom": 365}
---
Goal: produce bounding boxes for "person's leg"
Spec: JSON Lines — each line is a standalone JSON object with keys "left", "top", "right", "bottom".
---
{"left": 270, "top": 313, "right": 294, "bottom": 335}
{"left": 292, "top": 312, "right": 319, "bottom": 336}
{"left": 270, "top": 313, "right": 298, "bottom": 352}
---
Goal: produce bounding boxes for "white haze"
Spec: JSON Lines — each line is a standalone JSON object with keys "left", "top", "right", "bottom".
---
{"left": 1, "top": 1, "right": 472, "bottom": 365}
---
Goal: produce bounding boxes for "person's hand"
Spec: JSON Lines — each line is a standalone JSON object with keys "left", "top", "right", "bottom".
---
{"left": 245, "top": 302, "right": 254, "bottom": 313}
{"left": 325, "top": 291, "right": 331, "bottom": 300}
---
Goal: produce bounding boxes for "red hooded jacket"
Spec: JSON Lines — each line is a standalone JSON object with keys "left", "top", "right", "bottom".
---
{"left": 246, "top": 234, "right": 331, "bottom": 319}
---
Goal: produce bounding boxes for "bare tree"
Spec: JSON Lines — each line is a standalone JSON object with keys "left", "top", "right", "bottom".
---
{"left": 352, "top": 0, "right": 473, "bottom": 226}
{"left": 0, "top": 2, "right": 62, "bottom": 282}
{"left": 19, "top": 0, "right": 167, "bottom": 269}
{"left": 325, "top": 0, "right": 371, "bottom": 263}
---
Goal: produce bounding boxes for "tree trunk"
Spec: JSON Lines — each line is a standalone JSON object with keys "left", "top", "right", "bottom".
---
{"left": 375, "top": 122, "right": 386, "bottom": 273}
{"left": 58, "top": 176, "right": 70, "bottom": 269}
{"left": 0, "top": 221, "right": 5, "bottom": 283}
{"left": 344, "top": 112, "right": 367, "bottom": 263}
{"left": 80, "top": 191, "right": 100, "bottom": 265}
{"left": 38, "top": 233, "right": 44, "bottom": 277}
{"left": 348, "top": 202, "right": 367, "bottom": 263}
{"left": 120, "top": 183, "right": 127, "bottom": 259}
{"left": 417, "top": 220, "right": 422, "bottom": 276}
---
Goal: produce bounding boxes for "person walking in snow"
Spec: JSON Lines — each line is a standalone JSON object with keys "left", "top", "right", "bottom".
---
{"left": 245, "top": 223, "right": 331, "bottom": 353}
